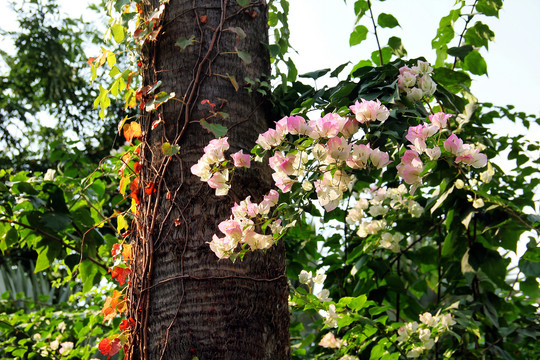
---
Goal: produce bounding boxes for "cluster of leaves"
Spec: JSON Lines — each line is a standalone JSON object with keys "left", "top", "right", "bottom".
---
{"left": 0, "top": 139, "right": 129, "bottom": 358}
{"left": 0, "top": 0, "right": 126, "bottom": 171}
{"left": 0, "top": 263, "right": 115, "bottom": 360}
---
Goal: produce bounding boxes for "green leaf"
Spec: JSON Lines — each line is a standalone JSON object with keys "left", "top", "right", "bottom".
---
{"left": 35, "top": 242, "right": 61, "bottom": 273}
{"left": 464, "top": 22, "right": 495, "bottom": 50}
{"left": 236, "top": 0, "right": 250, "bottom": 7}
{"left": 432, "top": 67, "right": 471, "bottom": 89}
{"left": 162, "top": 142, "right": 181, "bottom": 156}
{"left": 175, "top": 35, "right": 196, "bottom": 50}
{"left": 79, "top": 259, "right": 98, "bottom": 293}
{"left": 229, "top": 27, "right": 246, "bottom": 40}
{"left": 200, "top": 119, "right": 228, "bottom": 137}
{"left": 237, "top": 51, "right": 252, "bottom": 65}
{"left": 349, "top": 25, "right": 368, "bottom": 46}
{"left": 330, "top": 62, "right": 350, "bottom": 78}
{"left": 442, "top": 231, "right": 458, "bottom": 257}
{"left": 41, "top": 212, "right": 71, "bottom": 231}
{"left": 463, "top": 50, "right": 488, "bottom": 75}
{"left": 286, "top": 58, "right": 297, "bottom": 82}
{"left": 0, "top": 227, "right": 18, "bottom": 254}
{"left": 348, "top": 295, "right": 367, "bottom": 310}
{"left": 299, "top": 68, "right": 330, "bottom": 80}
{"left": 447, "top": 44, "right": 474, "bottom": 60}
{"left": 388, "top": 36, "right": 407, "bottom": 57}
{"left": 111, "top": 23, "right": 126, "bottom": 43}
{"left": 114, "top": 0, "right": 131, "bottom": 12}
{"left": 520, "top": 277, "right": 540, "bottom": 298}
{"left": 370, "top": 47, "right": 392, "bottom": 66}
{"left": 377, "top": 13, "right": 400, "bottom": 28}
{"left": 351, "top": 60, "right": 373, "bottom": 74}
{"left": 476, "top": 0, "right": 503, "bottom": 17}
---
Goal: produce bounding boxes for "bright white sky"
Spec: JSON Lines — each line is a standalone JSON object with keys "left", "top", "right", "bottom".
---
{"left": 287, "top": 0, "right": 540, "bottom": 118}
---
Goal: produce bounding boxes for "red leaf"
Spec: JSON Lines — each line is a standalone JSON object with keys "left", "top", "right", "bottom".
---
{"left": 119, "top": 317, "right": 136, "bottom": 331}
{"left": 99, "top": 337, "right": 122, "bottom": 359}
{"left": 151, "top": 117, "right": 163, "bottom": 130}
{"left": 133, "top": 161, "right": 141, "bottom": 174}
{"left": 111, "top": 243, "right": 122, "bottom": 260}
{"left": 111, "top": 266, "right": 131, "bottom": 286}
{"left": 201, "top": 99, "right": 215, "bottom": 108}
{"left": 130, "top": 177, "right": 140, "bottom": 204}
{"left": 145, "top": 182, "right": 155, "bottom": 195}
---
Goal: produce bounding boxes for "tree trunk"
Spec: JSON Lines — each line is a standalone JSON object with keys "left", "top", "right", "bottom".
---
{"left": 127, "top": 1, "right": 290, "bottom": 359}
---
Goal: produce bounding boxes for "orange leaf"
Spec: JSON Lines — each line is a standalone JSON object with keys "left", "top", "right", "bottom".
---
{"left": 133, "top": 161, "right": 141, "bottom": 173}
{"left": 87, "top": 56, "right": 97, "bottom": 65}
{"left": 116, "top": 299, "right": 127, "bottom": 313}
{"left": 123, "top": 122, "right": 142, "bottom": 144}
{"left": 102, "top": 307, "right": 117, "bottom": 322}
{"left": 122, "top": 244, "right": 133, "bottom": 262}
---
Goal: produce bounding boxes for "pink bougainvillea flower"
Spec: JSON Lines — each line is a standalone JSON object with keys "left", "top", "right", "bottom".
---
{"left": 443, "top": 134, "right": 463, "bottom": 155}
{"left": 340, "top": 117, "right": 359, "bottom": 138}
{"left": 370, "top": 148, "right": 392, "bottom": 169}
{"left": 455, "top": 145, "right": 488, "bottom": 168}
{"left": 203, "top": 137, "right": 229, "bottom": 163}
{"left": 256, "top": 128, "right": 282, "bottom": 150}
{"left": 349, "top": 99, "right": 390, "bottom": 124}
{"left": 326, "top": 136, "right": 351, "bottom": 162}
{"left": 429, "top": 112, "right": 451, "bottom": 128}
{"left": 231, "top": 150, "right": 251, "bottom": 168}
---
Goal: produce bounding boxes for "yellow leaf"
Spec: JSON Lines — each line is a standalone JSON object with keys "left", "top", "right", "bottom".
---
{"left": 119, "top": 176, "right": 130, "bottom": 195}
{"left": 130, "top": 198, "right": 137, "bottom": 214}
{"left": 117, "top": 214, "right": 128, "bottom": 233}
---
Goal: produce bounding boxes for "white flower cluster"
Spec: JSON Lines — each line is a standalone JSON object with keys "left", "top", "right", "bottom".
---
{"left": 346, "top": 185, "right": 423, "bottom": 250}
{"left": 298, "top": 269, "right": 332, "bottom": 302}
{"left": 398, "top": 60, "right": 437, "bottom": 102}
{"left": 397, "top": 311, "right": 456, "bottom": 358}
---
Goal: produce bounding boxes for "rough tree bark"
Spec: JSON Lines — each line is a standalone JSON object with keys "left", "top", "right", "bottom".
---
{"left": 127, "top": 1, "right": 290, "bottom": 359}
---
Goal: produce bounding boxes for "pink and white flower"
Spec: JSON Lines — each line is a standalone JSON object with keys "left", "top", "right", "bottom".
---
{"left": 231, "top": 150, "right": 251, "bottom": 168}
{"left": 429, "top": 112, "right": 451, "bottom": 128}
{"left": 349, "top": 99, "right": 390, "bottom": 124}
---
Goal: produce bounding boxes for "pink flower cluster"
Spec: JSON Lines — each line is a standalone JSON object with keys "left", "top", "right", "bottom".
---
{"left": 398, "top": 60, "right": 437, "bottom": 102}
{"left": 256, "top": 101, "right": 391, "bottom": 211}
{"left": 397, "top": 112, "right": 487, "bottom": 190}
{"left": 198, "top": 100, "right": 394, "bottom": 258}
{"left": 190, "top": 137, "right": 251, "bottom": 196}
{"left": 208, "top": 190, "right": 282, "bottom": 259}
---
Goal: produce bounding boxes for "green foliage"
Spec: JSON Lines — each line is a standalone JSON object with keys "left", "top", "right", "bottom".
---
{"left": 0, "top": 0, "right": 124, "bottom": 170}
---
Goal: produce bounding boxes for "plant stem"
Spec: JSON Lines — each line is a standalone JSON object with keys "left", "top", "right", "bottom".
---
{"left": 367, "top": 0, "right": 383, "bottom": 65}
